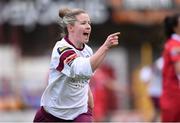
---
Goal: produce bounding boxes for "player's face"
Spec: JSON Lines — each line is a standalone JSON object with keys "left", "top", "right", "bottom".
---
{"left": 73, "top": 13, "right": 91, "bottom": 44}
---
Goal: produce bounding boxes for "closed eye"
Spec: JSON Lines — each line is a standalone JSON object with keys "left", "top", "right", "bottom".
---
{"left": 78, "top": 21, "right": 91, "bottom": 25}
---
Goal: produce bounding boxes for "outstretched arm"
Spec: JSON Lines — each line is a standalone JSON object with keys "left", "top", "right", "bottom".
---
{"left": 90, "top": 32, "right": 120, "bottom": 71}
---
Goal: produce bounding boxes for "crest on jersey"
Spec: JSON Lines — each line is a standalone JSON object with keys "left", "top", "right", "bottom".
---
{"left": 57, "top": 46, "right": 73, "bottom": 55}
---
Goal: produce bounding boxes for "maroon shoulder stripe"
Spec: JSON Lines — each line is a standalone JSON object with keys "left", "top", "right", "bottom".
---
{"left": 56, "top": 50, "right": 76, "bottom": 72}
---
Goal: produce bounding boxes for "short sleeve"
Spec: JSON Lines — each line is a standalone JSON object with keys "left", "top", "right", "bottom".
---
{"left": 55, "top": 46, "right": 93, "bottom": 78}
{"left": 56, "top": 46, "right": 76, "bottom": 72}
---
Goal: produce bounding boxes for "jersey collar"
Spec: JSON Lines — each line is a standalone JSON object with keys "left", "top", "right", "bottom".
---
{"left": 64, "top": 35, "right": 85, "bottom": 51}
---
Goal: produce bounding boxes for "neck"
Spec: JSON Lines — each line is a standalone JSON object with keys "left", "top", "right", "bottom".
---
{"left": 68, "top": 35, "right": 83, "bottom": 49}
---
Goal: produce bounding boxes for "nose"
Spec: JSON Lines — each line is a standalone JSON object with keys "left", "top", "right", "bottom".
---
{"left": 86, "top": 23, "right": 91, "bottom": 29}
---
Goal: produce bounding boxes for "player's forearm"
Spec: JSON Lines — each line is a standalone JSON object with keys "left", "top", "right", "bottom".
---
{"left": 90, "top": 32, "right": 120, "bottom": 71}
{"left": 88, "top": 87, "right": 94, "bottom": 109}
{"left": 90, "top": 45, "right": 109, "bottom": 71}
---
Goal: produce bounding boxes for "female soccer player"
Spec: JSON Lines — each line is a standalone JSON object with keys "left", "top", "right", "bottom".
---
{"left": 33, "top": 7, "right": 120, "bottom": 122}
{"left": 161, "top": 13, "right": 180, "bottom": 122}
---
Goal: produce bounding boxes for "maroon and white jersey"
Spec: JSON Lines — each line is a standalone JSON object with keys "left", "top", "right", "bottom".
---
{"left": 41, "top": 36, "right": 93, "bottom": 120}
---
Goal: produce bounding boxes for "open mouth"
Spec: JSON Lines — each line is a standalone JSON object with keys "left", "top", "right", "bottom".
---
{"left": 83, "top": 32, "right": 89, "bottom": 36}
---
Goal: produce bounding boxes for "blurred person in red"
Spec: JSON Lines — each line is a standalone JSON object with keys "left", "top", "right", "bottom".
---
{"left": 90, "top": 63, "right": 120, "bottom": 122}
{"left": 160, "top": 13, "right": 180, "bottom": 122}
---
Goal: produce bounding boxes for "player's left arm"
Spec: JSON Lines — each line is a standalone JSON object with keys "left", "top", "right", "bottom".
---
{"left": 90, "top": 32, "right": 120, "bottom": 71}
{"left": 88, "top": 86, "right": 94, "bottom": 109}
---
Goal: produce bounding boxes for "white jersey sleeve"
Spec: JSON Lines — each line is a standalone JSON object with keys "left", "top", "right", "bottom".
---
{"left": 63, "top": 57, "right": 92, "bottom": 78}
{"left": 55, "top": 40, "right": 93, "bottom": 79}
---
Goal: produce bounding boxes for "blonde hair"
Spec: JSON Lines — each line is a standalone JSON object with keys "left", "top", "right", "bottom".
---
{"left": 58, "top": 8, "right": 86, "bottom": 39}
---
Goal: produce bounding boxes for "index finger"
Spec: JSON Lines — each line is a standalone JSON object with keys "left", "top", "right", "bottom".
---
{"left": 110, "top": 32, "right": 121, "bottom": 37}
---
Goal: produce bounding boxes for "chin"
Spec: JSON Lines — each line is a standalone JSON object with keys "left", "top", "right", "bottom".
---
{"left": 84, "top": 39, "right": 89, "bottom": 43}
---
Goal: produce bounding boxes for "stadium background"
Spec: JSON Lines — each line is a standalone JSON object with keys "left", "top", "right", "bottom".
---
{"left": 0, "top": 0, "right": 180, "bottom": 122}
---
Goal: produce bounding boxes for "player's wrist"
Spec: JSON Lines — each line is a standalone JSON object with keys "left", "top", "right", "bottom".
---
{"left": 101, "top": 44, "right": 110, "bottom": 51}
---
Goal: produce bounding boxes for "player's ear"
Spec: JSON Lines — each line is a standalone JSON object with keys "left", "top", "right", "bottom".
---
{"left": 67, "top": 24, "right": 74, "bottom": 33}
